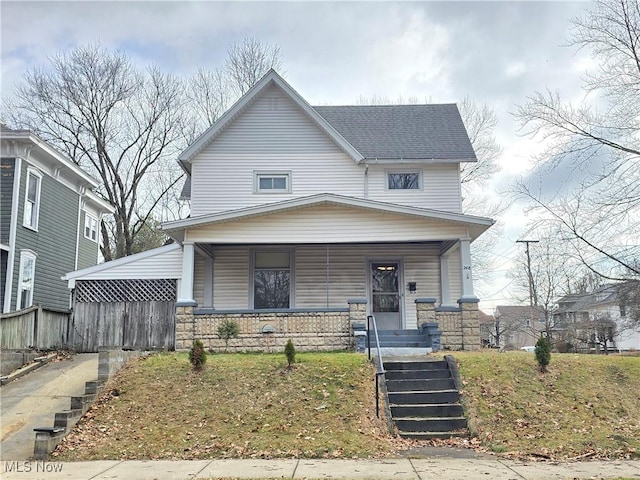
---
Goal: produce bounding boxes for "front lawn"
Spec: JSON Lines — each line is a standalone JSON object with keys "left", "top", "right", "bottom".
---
{"left": 53, "top": 352, "right": 394, "bottom": 460}
{"left": 454, "top": 351, "right": 640, "bottom": 459}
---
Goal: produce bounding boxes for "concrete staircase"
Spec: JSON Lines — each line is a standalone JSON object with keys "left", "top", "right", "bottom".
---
{"left": 384, "top": 358, "right": 468, "bottom": 440}
{"left": 373, "top": 329, "right": 433, "bottom": 356}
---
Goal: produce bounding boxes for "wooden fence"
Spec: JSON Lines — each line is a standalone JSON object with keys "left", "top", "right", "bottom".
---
{"left": 69, "top": 301, "right": 175, "bottom": 352}
{"left": 0, "top": 305, "right": 71, "bottom": 350}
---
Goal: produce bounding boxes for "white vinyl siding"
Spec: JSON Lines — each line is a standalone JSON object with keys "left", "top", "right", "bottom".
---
{"left": 72, "top": 246, "right": 183, "bottom": 281}
{"left": 204, "top": 244, "right": 441, "bottom": 328}
{"left": 190, "top": 85, "right": 364, "bottom": 215}
{"left": 212, "top": 247, "right": 251, "bottom": 309}
{"left": 368, "top": 164, "right": 462, "bottom": 212}
{"left": 187, "top": 204, "right": 470, "bottom": 244}
{"left": 448, "top": 249, "right": 462, "bottom": 301}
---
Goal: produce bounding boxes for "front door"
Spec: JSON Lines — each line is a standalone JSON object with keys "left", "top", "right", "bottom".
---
{"left": 370, "top": 261, "right": 402, "bottom": 330}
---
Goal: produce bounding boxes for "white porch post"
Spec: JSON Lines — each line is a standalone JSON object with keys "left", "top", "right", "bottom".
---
{"left": 459, "top": 238, "right": 477, "bottom": 300}
{"left": 177, "top": 241, "right": 196, "bottom": 306}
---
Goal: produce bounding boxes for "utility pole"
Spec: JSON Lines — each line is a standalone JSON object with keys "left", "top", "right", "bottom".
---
{"left": 517, "top": 239, "right": 539, "bottom": 307}
{"left": 517, "top": 239, "right": 540, "bottom": 340}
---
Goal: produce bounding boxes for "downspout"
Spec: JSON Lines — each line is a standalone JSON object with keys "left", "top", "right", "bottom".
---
{"left": 363, "top": 162, "right": 369, "bottom": 199}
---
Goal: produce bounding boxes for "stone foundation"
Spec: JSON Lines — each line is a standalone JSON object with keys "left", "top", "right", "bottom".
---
{"left": 416, "top": 298, "right": 480, "bottom": 351}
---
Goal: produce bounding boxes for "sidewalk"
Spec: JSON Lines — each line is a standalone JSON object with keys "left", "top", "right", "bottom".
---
{"left": 1, "top": 458, "right": 639, "bottom": 480}
{"left": 0, "top": 354, "right": 99, "bottom": 460}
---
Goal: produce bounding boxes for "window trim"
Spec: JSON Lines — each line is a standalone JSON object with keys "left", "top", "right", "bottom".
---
{"left": 84, "top": 212, "right": 99, "bottom": 242}
{"left": 385, "top": 169, "right": 422, "bottom": 191}
{"left": 253, "top": 171, "right": 292, "bottom": 194}
{"left": 16, "top": 250, "right": 37, "bottom": 310}
{"left": 249, "top": 248, "right": 295, "bottom": 309}
{"left": 23, "top": 168, "right": 43, "bottom": 230}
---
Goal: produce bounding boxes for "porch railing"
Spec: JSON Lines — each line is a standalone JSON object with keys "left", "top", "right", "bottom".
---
{"left": 367, "top": 314, "right": 385, "bottom": 418}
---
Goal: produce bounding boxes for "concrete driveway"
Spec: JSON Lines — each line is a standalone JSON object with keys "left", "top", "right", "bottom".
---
{"left": 0, "top": 353, "right": 98, "bottom": 460}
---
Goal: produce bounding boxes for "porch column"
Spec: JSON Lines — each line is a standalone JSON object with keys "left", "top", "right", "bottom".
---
{"left": 177, "top": 242, "right": 197, "bottom": 306}
{"left": 459, "top": 238, "right": 477, "bottom": 301}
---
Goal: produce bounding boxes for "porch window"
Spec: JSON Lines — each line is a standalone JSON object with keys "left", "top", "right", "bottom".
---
{"left": 17, "top": 250, "right": 36, "bottom": 309}
{"left": 254, "top": 171, "right": 291, "bottom": 193}
{"left": 23, "top": 169, "right": 42, "bottom": 230}
{"left": 253, "top": 251, "right": 291, "bottom": 309}
{"left": 387, "top": 171, "right": 420, "bottom": 190}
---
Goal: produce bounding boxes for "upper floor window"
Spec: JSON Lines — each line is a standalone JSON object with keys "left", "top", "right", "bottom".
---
{"left": 620, "top": 304, "right": 627, "bottom": 317}
{"left": 387, "top": 171, "right": 420, "bottom": 190}
{"left": 84, "top": 213, "right": 98, "bottom": 242}
{"left": 254, "top": 171, "right": 291, "bottom": 193}
{"left": 17, "top": 250, "right": 36, "bottom": 310}
{"left": 23, "top": 169, "right": 42, "bottom": 230}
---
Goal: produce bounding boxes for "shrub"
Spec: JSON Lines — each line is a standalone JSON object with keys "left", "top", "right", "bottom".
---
{"left": 189, "top": 339, "right": 207, "bottom": 371}
{"left": 217, "top": 319, "right": 240, "bottom": 352}
{"left": 535, "top": 336, "right": 551, "bottom": 373}
{"left": 284, "top": 339, "right": 296, "bottom": 368}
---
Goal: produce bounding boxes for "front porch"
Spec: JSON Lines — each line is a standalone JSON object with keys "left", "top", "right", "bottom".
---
{"left": 164, "top": 195, "right": 490, "bottom": 353}
{"left": 175, "top": 297, "right": 480, "bottom": 352}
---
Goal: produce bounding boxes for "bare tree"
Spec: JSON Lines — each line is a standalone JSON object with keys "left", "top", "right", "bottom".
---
{"left": 515, "top": 0, "right": 640, "bottom": 280}
{"left": 226, "top": 36, "right": 282, "bottom": 97}
{"left": 4, "top": 44, "right": 186, "bottom": 260}
{"left": 510, "top": 235, "right": 580, "bottom": 339}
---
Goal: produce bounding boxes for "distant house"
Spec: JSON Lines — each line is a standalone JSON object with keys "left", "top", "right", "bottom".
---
{"left": 553, "top": 284, "right": 640, "bottom": 352}
{"left": 1, "top": 124, "right": 113, "bottom": 313}
{"left": 492, "top": 305, "right": 546, "bottom": 350}
{"left": 64, "top": 70, "right": 494, "bottom": 352}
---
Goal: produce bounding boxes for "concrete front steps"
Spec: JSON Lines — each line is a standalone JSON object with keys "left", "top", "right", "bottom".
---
{"left": 372, "top": 329, "right": 432, "bottom": 356}
{"left": 384, "top": 358, "right": 468, "bottom": 440}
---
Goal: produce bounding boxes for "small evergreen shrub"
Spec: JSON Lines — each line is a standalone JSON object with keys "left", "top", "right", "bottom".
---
{"left": 189, "top": 339, "right": 207, "bottom": 371}
{"left": 284, "top": 339, "right": 296, "bottom": 368}
{"left": 217, "top": 319, "right": 240, "bottom": 352}
{"left": 535, "top": 336, "right": 551, "bottom": 373}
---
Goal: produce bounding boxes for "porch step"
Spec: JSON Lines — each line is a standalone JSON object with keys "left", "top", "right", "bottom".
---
{"left": 385, "top": 360, "right": 448, "bottom": 371}
{"left": 386, "top": 378, "right": 455, "bottom": 392}
{"left": 383, "top": 357, "right": 468, "bottom": 439}
{"left": 394, "top": 416, "right": 467, "bottom": 432}
{"left": 390, "top": 403, "right": 464, "bottom": 418}
{"left": 375, "top": 329, "right": 431, "bottom": 349}
{"left": 385, "top": 369, "right": 452, "bottom": 380}
{"left": 371, "top": 347, "right": 432, "bottom": 357}
{"left": 388, "top": 390, "right": 460, "bottom": 405}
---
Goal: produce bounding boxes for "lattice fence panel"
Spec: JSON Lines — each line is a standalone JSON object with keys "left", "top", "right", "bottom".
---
{"left": 75, "top": 279, "right": 176, "bottom": 303}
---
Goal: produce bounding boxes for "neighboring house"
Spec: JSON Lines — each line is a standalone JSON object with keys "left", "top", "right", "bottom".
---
{"left": 554, "top": 284, "right": 640, "bottom": 352}
{"left": 492, "top": 305, "right": 546, "bottom": 350}
{"left": 64, "top": 70, "right": 493, "bottom": 352}
{"left": 1, "top": 124, "right": 113, "bottom": 312}
{"left": 478, "top": 310, "right": 495, "bottom": 347}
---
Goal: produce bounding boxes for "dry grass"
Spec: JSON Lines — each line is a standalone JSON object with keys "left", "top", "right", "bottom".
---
{"left": 53, "top": 352, "right": 395, "bottom": 460}
{"left": 454, "top": 351, "right": 640, "bottom": 460}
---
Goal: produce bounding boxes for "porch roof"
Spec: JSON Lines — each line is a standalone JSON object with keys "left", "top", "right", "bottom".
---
{"left": 161, "top": 193, "right": 494, "bottom": 244}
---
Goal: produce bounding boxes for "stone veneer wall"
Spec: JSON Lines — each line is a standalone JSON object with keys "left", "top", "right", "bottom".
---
{"left": 175, "top": 300, "right": 368, "bottom": 352}
{"left": 415, "top": 298, "right": 481, "bottom": 351}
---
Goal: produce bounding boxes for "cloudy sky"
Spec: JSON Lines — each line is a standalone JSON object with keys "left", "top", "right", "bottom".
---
{"left": 1, "top": 1, "right": 593, "bottom": 311}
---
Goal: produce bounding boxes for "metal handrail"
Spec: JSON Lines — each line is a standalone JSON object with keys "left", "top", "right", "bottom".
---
{"left": 367, "top": 314, "right": 385, "bottom": 418}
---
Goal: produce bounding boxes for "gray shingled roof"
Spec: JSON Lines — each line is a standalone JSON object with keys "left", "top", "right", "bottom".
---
{"left": 313, "top": 104, "right": 476, "bottom": 161}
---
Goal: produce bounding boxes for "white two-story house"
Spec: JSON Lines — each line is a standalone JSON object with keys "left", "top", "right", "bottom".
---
{"left": 64, "top": 70, "right": 493, "bottom": 352}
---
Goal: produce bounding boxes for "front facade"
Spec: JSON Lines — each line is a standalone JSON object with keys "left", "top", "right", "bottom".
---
{"left": 163, "top": 71, "right": 492, "bottom": 351}
{"left": 1, "top": 125, "right": 113, "bottom": 312}
{"left": 492, "top": 305, "right": 546, "bottom": 349}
